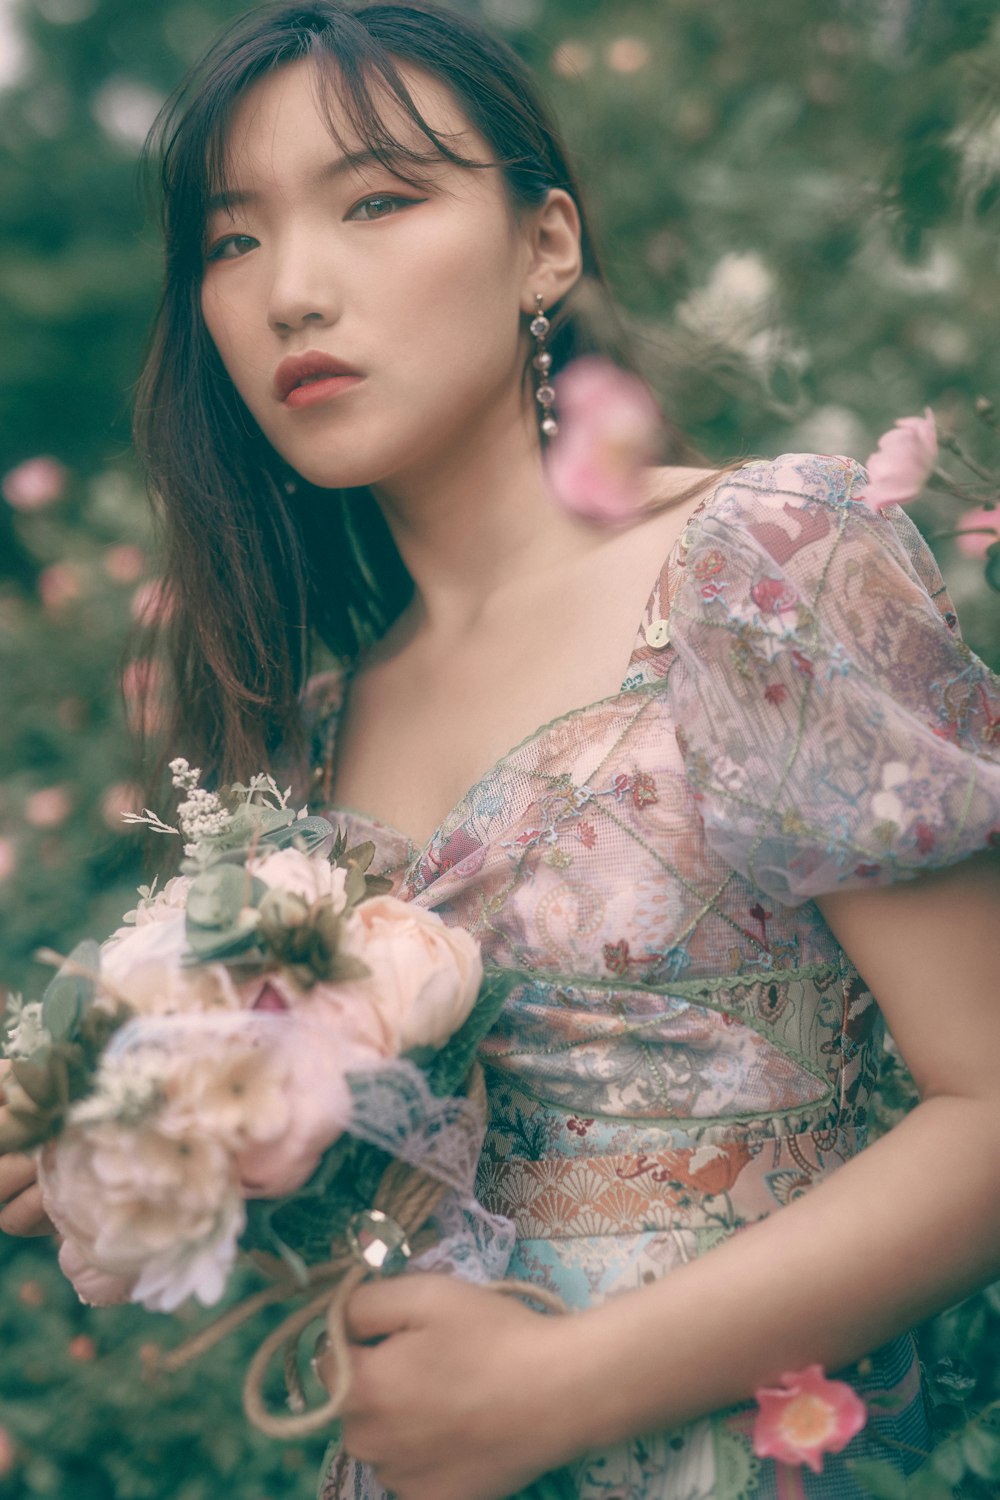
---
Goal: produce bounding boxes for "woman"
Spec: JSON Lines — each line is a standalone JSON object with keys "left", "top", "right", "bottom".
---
{"left": 4, "top": 4, "right": 1000, "bottom": 1498}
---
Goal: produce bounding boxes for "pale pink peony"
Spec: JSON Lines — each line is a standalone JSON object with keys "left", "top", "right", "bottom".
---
{"left": 39, "top": 1120, "right": 244, "bottom": 1313}
{"left": 102, "top": 543, "right": 146, "bottom": 584}
{"left": 335, "top": 896, "right": 482, "bottom": 1056}
{"left": 57, "top": 1237, "right": 136, "bottom": 1307}
{"left": 248, "top": 847, "right": 348, "bottom": 912}
{"left": 2, "top": 456, "right": 67, "bottom": 511}
{"left": 954, "top": 504, "right": 1000, "bottom": 558}
{"left": 233, "top": 1019, "right": 365, "bottom": 1196}
{"left": 858, "top": 408, "right": 937, "bottom": 510}
{"left": 544, "top": 356, "right": 664, "bottom": 524}
{"left": 24, "top": 785, "right": 72, "bottom": 828}
{"left": 752, "top": 1364, "right": 867, "bottom": 1473}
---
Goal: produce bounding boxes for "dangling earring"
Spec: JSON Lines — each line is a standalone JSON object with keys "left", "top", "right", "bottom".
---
{"left": 530, "top": 293, "right": 558, "bottom": 438}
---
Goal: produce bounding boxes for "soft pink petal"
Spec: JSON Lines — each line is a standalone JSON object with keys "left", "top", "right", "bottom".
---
{"left": 859, "top": 407, "right": 938, "bottom": 510}
{"left": 954, "top": 504, "right": 1000, "bottom": 558}
{"left": 544, "top": 356, "right": 663, "bottom": 524}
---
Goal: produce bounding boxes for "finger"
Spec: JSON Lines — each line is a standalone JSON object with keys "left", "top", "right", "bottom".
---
{"left": 0, "top": 1153, "right": 38, "bottom": 1203}
{"left": 0, "top": 1184, "right": 53, "bottom": 1237}
{"left": 344, "top": 1277, "right": 431, "bottom": 1344}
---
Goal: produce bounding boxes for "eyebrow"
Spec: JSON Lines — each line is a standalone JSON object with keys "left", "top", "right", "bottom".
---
{"left": 205, "top": 147, "right": 412, "bottom": 215}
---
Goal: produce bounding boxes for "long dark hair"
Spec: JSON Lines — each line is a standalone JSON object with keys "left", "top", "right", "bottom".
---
{"left": 132, "top": 0, "right": 705, "bottom": 804}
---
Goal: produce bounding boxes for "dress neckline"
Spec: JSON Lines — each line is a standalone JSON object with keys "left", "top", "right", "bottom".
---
{"left": 313, "top": 470, "right": 733, "bottom": 861}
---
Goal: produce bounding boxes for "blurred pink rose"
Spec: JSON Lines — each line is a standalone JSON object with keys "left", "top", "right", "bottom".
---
{"left": 544, "top": 356, "right": 664, "bottom": 524}
{"left": 954, "top": 504, "right": 1000, "bottom": 558}
{"left": 100, "top": 781, "right": 142, "bottom": 829}
{"left": 0, "top": 839, "right": 16, "bottom": 882}
{"left": 121, "top": 657, "right": 166, "bottom": 735}
{"left": 752, "top": 1365, "right": 866, "bottom": 1473}
{"left": 858, "top": 408, "right": 937, "bottom": 510}
{"left": 337, "top": 896, "right": 483, "bottom": 1055}
{"left": 24, "top": 785, "right": 73, "bottom": 828}
{"left": 103, "top": 543, "right": 146, "bottom": 584}
{"left": 57, "top": 1237, "right": 135, "bottom": 1307}
{"left": 2, "top": 456, "right": 67, "bottom": 511}
{"left": 38, "top": 562, "right": 84, "bottom": 613}
{"left": 130, "top": 577, "right": 175, "bottom": 626}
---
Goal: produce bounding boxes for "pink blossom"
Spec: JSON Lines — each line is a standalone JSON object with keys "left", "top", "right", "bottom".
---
{"left": 2, "top": 456, "right": 67, "bottom": 511}
{"left": 24, "top": 786, "right": 73, "bottom": 828}
{"left": 38, "top": 562, "right": 84, "bottom": 613}
{"left": 121, "top": 657, "right": 166, "bottom": 735}
{"left": 102, "top": 543, "right": 146, "bottom": 584}
{"left": 858, "top": 408, "right": 937, "bottom": 510}
{"left": 752, "top": 1364, "right": 866, "bottom": 1473}
{"left": 954, "top": 504, "right": 1000, "bottom": 558}
{"left": 100, "top": 781, "right": 142, "bottom": 829}
{"left": 544, "top": 356, "right": 664, "bottom": 524}
{"left": 0, "top": 839, "right": 16, "bottom": 882}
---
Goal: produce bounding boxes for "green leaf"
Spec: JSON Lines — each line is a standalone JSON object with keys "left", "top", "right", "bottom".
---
{"left": 10, "top": 1058, "right": 56, "bottom": 1109}
{"left": 186, "top": 863, "right": 254, "bottom": 929}
{"left": 425, "top": 966, "right": 521, "bottom": 1098}
{"left": 260, "top": 815, "right": 335, "bottom": 854}
{"left": 845, "top": 1458, "right": 908, "bottom": 1499}
{"left": 40, "top": 939, "right": 99, "bottom": 1041}
{"left": 985, "top": 540, "right": 1000, "bottom": 593}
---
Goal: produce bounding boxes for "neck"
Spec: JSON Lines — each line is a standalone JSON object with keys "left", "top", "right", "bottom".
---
{"left": 369, "top": 393, "right": 602, "bottom": 646}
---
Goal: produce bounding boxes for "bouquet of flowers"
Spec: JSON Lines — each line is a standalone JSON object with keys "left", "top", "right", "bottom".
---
{"left": 0, "top": 758, "right": 561, "bottom": 1444}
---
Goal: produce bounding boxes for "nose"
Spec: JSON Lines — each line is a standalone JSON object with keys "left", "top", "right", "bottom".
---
{"left": 266, "top": 232, "right": 341, "bottom": 335}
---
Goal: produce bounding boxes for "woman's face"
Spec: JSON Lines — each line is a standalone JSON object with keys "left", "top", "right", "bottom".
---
{"left": 200, "top": 57, "right": 537, "bottom": 493}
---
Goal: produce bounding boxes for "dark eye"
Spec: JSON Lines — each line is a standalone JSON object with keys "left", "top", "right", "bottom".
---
{"left": 206, "top": 234, "right": 258, "bottom": 261}
{"left": 347, "top": 194, "right": 416, "bottom": 222}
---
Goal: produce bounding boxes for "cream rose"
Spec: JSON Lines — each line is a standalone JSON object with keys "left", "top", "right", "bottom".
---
{"left": 248, "top": 848, "right": 348, "bottom": 911}
{"left": 336, "top": 897, "right": 482, "bottom": 1055}
{"left": 99, "top": 917, "right": 245, "bottom": 1016}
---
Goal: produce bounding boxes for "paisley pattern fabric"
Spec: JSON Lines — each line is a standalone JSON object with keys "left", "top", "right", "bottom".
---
{"left": 306, "top": 453, "right": 1000, "bottom": 1499}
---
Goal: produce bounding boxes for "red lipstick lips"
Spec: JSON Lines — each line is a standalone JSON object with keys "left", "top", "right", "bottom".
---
{"left": 274, "top": 351, "right": 364, "bottom": 408}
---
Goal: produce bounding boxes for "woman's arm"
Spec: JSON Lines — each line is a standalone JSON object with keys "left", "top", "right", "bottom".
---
{"left": 336, "top": 849, "right": 1000, "bottom": 1500}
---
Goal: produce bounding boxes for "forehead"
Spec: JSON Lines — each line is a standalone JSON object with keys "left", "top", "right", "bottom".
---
{"left": 216, "top": 54, "right": 488, "bottom": 189}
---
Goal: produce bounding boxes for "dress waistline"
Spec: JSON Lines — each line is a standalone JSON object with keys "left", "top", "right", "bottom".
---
{"left": 475, "top": 1125, "right": 854, "bottom": 1240}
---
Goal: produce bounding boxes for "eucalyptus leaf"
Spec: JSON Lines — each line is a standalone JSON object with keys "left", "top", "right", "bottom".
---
{"left": 186, "top": 863, "right": 260, "bottom": 930}
{"left": 260, "top": 815, "right": 335, "bottom": 854}
{"left": 40, "top": 939, "right": 99, "bottom": 1042}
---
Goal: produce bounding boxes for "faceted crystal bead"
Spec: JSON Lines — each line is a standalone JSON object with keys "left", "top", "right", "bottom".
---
{"left": 530, "top": 315, "right": 550, "bottom": 337}
{"left": 533, "top": 351, "right": 552, "bottom": 371}
{"left": 535, "top": 384, "right": 556, "bottom": 405}
{"left": 541, "top": 416, "right": 559, "bottom": 436}
{"left": 346, "top": 1209, "right": 412, "bottom": 1277}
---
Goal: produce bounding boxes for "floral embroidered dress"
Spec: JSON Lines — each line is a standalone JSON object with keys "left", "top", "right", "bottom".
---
{"left": 305, "top": 453, "right": 1000, "bottom": 1500}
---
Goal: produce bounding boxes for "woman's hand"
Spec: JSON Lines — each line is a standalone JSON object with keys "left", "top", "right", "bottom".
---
{"left": 0, "top": 1062, "right": 53, "bottom": 1236}
{"left": 323, "top": 1272, "right": 584, "bottom": 1500}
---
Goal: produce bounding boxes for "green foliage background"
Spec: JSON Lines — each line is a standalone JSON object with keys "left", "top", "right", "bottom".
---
{"left": 0, "top": 0, "right": 999, "bottom": 1495}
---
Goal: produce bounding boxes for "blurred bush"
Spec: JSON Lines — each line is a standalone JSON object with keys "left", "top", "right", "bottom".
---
{"left": 1, "top": 0, "right": 998, "bottom": 1496}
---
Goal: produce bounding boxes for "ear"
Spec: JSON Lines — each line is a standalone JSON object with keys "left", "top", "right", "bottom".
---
{"left": 519, "top": 188, "right": 583, "bottom": 312}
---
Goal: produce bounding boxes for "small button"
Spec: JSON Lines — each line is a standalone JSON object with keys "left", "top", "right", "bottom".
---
{"left": 644, "top": 618, "right": 671, "bottom": 649}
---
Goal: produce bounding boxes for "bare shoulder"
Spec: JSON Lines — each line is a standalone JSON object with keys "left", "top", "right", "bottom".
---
{"left": 629, "top": 463, "right": 727, "bottom": 552}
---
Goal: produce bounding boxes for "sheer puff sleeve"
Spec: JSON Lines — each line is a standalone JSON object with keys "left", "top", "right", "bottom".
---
{"left": 668, "top": 451, "right": 1000, "bottom": 906}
